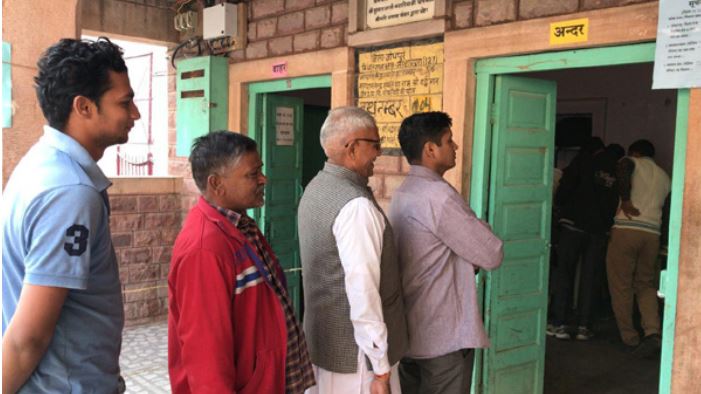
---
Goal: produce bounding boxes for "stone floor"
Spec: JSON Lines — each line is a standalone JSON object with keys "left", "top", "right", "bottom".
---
{"left": 120, "top": 320, "right": 170, "bottom": 393}
{"left": 121, "top": 317, "right": 660, "bottom": 393}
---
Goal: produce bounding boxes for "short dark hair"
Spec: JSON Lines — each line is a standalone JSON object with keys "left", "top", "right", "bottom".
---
{"left": 190, "top": 131, "right": 258, "bottom": 192}
{"left": 398, "top": 112, "right": 453, "bottom": 162}
{"left": 34, "top": 37, "right": 127, "bottom": 131}
{"left": 606, "top": 143, "right": 625, "bottom": 160}
{"left": 628, "top": 139, "right": 655, "bottom": 158}
{"left": 582, "top": 137, "right": 604, "bottom": 154}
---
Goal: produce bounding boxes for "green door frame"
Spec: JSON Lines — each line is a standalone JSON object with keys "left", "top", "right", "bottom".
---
{"left": 247, "top": 74, "right": 332, "bottom": 225}
{"left": 470, "top": 42, "right": 688, "bottom": 394}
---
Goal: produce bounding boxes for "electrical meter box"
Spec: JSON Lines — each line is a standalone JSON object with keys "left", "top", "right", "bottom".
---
{"left": 175, "top": 56, "right": 229, "bottom": 157}
{"left": 203, "top": 3, "right": 238, "bottom": 40}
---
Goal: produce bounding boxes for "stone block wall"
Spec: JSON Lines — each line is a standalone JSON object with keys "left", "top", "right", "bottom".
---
{"left": 451, "top": 0, "right": 654, "bottom": 29}
{"left": 230, "top": 0, "right": 349, "bottom": 62}
{"left": 369, "top": 155, "right": 411, "bottom": 212}
{"left": 109, "top": 178, "right": 183, "bottom": 326}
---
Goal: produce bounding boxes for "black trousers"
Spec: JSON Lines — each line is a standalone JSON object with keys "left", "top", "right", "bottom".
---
{"left": 399, "top": 349, "right": 474, "bottom": 394}
{"left": 551, "top": 226, "right": 607, "bottom": 327}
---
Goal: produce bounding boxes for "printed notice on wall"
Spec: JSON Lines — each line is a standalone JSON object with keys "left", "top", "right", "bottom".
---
{"left": 357, "top": 42, "right": 443, "bottom": 150}
{"left": 652, "top": 0, "right": 701, "bottom": 89}
{"left": 366, "top": 0, "right": 435, "bottom": 29}
{"left": 276, "top": 107, "right": 294, "bottom": 146}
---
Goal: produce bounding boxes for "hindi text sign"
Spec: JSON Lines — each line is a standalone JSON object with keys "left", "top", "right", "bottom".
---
{"left": 357, "top": 42, "right": 443, "bottom": 149}
{"left": 550, "top": 18, "right": 589, "bottom": 45}
{"left": 272, "top": 61, "right": 288, "bottom": 77}
{"left": 275, "top": 106, "right": 294, "bottom": 146}
{"left": 366, "top": 0, "right": 435, "bottom": 29}
{"left": 652, "top": 0, "right": 701, "bottom": 89}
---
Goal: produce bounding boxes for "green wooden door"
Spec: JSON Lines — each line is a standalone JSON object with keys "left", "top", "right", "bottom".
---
{"left": 483, "top": 75, "right": 556, "bottom": 394}
{"left": 261, "top": 94, "right": 304, "bottom": 318}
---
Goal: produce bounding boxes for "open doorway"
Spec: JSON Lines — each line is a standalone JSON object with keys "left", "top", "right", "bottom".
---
{"left": 248, "top": 78, "right": 331, "bottom": 319}
{"left": 521, "top": 63, "right": 677, "bottom": 394}
{"left": 470, "top": 43, "right": 689, "bottom": 394}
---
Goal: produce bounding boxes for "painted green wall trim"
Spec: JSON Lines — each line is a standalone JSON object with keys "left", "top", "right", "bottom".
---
{"left": 246, "top": 75, "right": 331, "bottom": 224}
{"left": 469, "top": 73, "right": 493, "bottom": 220}
{"left": 475, "top": 42, "right": 656, "bottom": 75}
{"left": 248, "top": 75, "right": 332, "bottom": 94}
{"left": 471, "top": 42, "right": 684, "bottom": 394}
{"left": 247, "top": 75, "right": 332, "bottom": 144}
{"left": 658, "top": 89, "right": 689, "bottom": 394}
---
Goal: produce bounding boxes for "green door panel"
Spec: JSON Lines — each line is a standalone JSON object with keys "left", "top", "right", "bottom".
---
{"left": 483, "top": 75, "right": 556, "bottom": 394}
{"left": 261, "top": 94, "right": 304, "bottom": 271}
{"left": 175, "top": 56, "right": 228, "bottom": 156}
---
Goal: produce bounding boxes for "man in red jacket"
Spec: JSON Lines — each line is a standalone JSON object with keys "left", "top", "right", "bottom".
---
{"left": 168, "top": 131, "right": 314, "bottom": 393}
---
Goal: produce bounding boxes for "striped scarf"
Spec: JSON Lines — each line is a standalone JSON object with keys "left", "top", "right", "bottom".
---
{"left": 213, "top": 203, "right": 316, "bottom": 393}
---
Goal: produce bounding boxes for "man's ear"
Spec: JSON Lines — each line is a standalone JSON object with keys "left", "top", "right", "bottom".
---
{"left": 73, "top": 96, "right": 95, "bottom": 119}
{"left": 423, "top": 141, "right": 436, "bottom": 161}
{"left": 347, "top": 140, "right": 357, "bottom": 159}
{"left": 207, "top": 174, "right": 222, "bottom": 195}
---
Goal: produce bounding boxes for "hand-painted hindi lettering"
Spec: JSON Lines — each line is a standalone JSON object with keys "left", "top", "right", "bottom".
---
{"left": 272, "top": 61, "right": 288, "bottom": 77}
{"left": 550, "top": 18, "right": 589, "bottom": 45}
{"left": 366, "top": 0, "right": 435, "bottom": 29}
{"left": 357, "top": 42, "right": 443, "bottom": 149}
{"left": 276, "top": 107, "right": 294, "bottom": 146}
{"left": 653, "top": 0, "right": 701, "bottom": 88}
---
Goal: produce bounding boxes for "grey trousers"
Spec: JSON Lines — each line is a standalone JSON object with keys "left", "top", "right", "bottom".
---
{"left": 399, "top": 349, "right": 474, "bottom": 394}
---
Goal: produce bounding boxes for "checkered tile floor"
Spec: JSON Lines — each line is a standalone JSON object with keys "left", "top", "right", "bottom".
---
{"left": 120, "top": 321, "right": 170, "bottom": 393}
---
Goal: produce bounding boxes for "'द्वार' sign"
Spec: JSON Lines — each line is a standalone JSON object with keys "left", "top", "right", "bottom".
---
{"left": 366, "top": 0, "right": 435, "bottom": 29}
{"left": 357, "top": 42, "right": 443, "bottom": 150}
{"left": 550, "top": 18, "right": 589, "bottom": 45}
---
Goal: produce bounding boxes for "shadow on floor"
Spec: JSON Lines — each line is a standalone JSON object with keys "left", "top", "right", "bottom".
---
{"left": 544, "top": 318, "right": 660, "bottom": 394}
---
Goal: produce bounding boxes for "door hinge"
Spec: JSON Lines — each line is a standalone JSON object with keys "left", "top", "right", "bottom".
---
{"left": 490, "top": 105, "right": 497, "bottom": 125}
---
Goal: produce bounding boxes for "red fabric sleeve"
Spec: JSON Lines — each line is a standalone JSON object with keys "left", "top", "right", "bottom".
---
{"left": 172, "top": 248, "right": 237, "bottom": 393}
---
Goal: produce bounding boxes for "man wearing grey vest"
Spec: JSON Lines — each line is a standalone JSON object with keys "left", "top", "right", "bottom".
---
{"left": 298, "top": 107, "right": 408, "bottom": 394}
{"left": 389, "top": 112, "right": 503, "bottom": 394}
{"left": 607, "top": 139, "right": 670, "bottom": 358}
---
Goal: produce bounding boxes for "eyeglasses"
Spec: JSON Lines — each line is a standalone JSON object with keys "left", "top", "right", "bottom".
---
{"left": 344, "top": 138, "right": 382, "bottom": 150}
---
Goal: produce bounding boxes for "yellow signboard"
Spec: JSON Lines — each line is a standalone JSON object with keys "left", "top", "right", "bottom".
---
{"left": 357, "top": 42, "right": 444, "bottom": 149}
{"left": 550, "top": 18, "right": 589, "bottom": 45}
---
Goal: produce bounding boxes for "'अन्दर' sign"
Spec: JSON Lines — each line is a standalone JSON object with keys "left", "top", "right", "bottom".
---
{"left": 550, "top": 18, "right": 589, "bottom": 45}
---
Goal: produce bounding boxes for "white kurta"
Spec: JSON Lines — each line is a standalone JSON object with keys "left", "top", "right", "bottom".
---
{"left": 305, "top": 197, "right": 401, "bottom": 394}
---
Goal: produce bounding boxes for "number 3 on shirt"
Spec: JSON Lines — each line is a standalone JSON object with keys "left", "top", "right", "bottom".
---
{"left": 64, "top": 224, "right": 89, "bottom": 256}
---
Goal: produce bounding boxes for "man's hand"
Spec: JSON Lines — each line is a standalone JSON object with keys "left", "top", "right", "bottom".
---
{"left": 370, "top": 374, "right": 391, "bottom": 394}
{"left": 621, "top": 200, "right": 640, "bottom": 219}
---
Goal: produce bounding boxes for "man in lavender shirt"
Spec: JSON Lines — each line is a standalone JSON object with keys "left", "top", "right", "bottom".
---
{"left": 388, "top": 112, "right": 504, "bottom": 393}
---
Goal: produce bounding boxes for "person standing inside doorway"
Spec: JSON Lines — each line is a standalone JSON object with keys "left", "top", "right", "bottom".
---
{"left": 2, "top": 38, "right": 140, "bottom": 393}
{"left": 607, "top": 139, "right": 670, "bottom": 357}
{"left": 548, "top": 137, "right": 619, "bottom": 341}
{"left": 389, "top": 112, "right": 503, "bottom": 393}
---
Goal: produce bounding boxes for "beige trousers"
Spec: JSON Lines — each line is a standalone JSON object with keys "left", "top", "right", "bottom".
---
{"left": 606, "top": 227, "right": 661, "bottom": 346}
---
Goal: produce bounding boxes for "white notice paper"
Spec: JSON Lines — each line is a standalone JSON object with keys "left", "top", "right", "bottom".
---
{"left": 276, "top": 107, "right": 294, "bottom": 146}
{"left": 652, "top": 0, "right": 701, "bottom": 89}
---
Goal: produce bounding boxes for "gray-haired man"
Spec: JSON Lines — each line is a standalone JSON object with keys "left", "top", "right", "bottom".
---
{"left": 298, "top": 107, "right": 408, "bottom": 394}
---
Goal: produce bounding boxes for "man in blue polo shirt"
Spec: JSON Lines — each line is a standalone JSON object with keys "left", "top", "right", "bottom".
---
{"left": 2, "top": 37, "right": 140, "bottom": 393}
